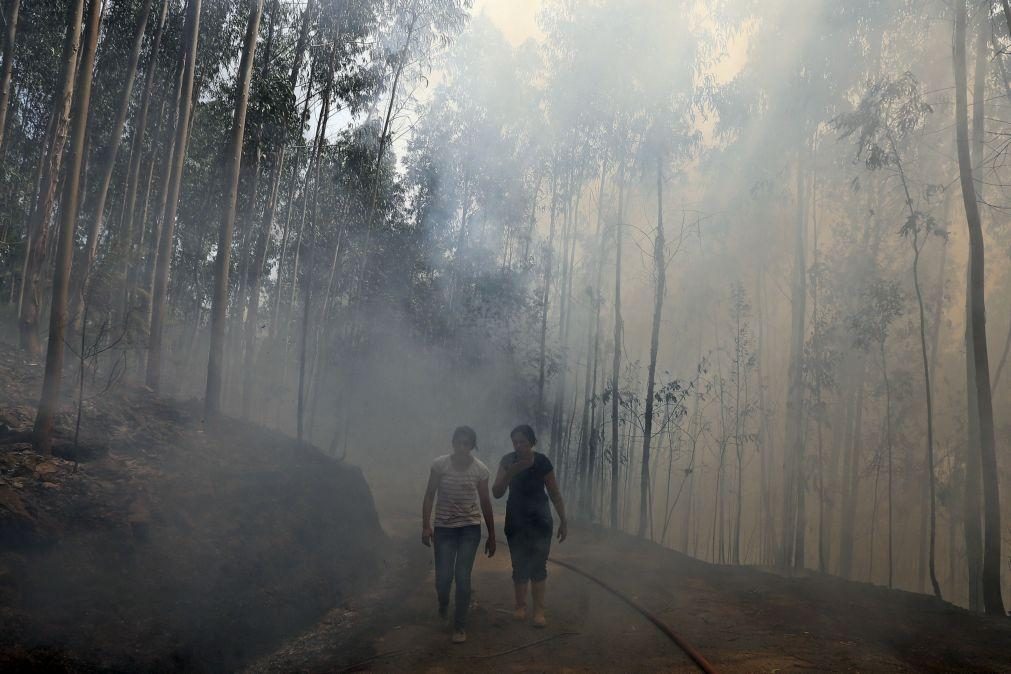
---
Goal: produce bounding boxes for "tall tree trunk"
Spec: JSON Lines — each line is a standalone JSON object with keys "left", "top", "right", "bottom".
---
{"left": 32, "top": 0, "right": 102, "bottom": 454}
{"left": 205, "top": 0, "right": 264, "bottom": 417}
{"left": 522, "top": 172, "right": 542, "bottom": 263}
{"left": 120, "top": 0, "right": 169, "bottom": 313}
{"left": 297, "top": 243, "right": 312, "bottom": 444}
{"left": 146, "top": 0, "right": 201, "bottom": 391}
{"left": 876, "top": 340, "right": 894, "bottom": 589}
{"left": 781, "top": 148, "right": 807, "bottom": 569}
{"left": 911, "top": 226, "right": 941, "bottom": 598}
{"left": 550, "top": 177, "right": 578, "bottom": 464}
{"left": 535, "top": 171, "right": 558, "bottom": 431}
{"left": 963, "top": 265, "right": 984, "bottom": 610}
{"left": 577, "top": 160, "right": 607, "bottom": 513}
{"left": 886, "top": 124, "right": 943, "bottom": 599}
{"left": 354, "top": 0, "right": 419, "bottom": 309}
{"left": 609, "top": 166, "right": 625, "bottom": 530}
{"left": 73, "top": 0, "right": 154, "bottom": 324}
{"left": 638, "top": 155, "right": 665, "bottom": 538}
{"left": 953, "top": 0, "right": 1005, "bottom": 615}
{"left": 0, "top": 0, "right": 22, "bottom": 151}
{"left": 139, "top": 63, "right": 183, "bottom": 354}
{"left": 242, "top": 0, "right": 311, "bottom": 419}
{"left": 18, "top": 0, "right": 84, "bottom": 356}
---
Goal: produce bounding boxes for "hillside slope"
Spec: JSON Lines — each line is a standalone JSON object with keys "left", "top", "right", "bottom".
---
{"left": 0, "top": 344, "right": 384, "bottom": 671}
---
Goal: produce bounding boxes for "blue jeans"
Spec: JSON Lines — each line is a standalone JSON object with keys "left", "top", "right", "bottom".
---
{"left": 433, "top": 524, "right": 482, "bottom": 630}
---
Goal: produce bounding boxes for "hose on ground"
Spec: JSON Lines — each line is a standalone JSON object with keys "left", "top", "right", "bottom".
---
{"left": 548, "top": 556, "right": 719, "bottom": 674}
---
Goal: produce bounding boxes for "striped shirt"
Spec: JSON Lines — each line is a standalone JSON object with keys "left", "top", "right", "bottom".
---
{"left": 432, "top": 454, "right": 490, "bottom": 528}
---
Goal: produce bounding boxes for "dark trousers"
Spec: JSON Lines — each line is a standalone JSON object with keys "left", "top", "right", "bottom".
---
{"left": 506, "top": 528, "right": 551, "bottom": 582}
{"left": 433, "top": 524, "right": 482, "bottom": 630}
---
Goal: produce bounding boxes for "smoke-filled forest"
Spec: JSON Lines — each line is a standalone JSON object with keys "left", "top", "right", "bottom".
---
{"left": 2, "top": 0, "right": 1011, "bottom": 670}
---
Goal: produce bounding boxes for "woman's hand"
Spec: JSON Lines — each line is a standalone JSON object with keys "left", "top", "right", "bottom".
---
{"left": 485, "top": 535, "right": 496, "bottom": 557}
{"left": 422, "top": 525, "right": 433, "bottom": 547}
{"left": 510, "top": 454, "right": 535, "bottom": 476}
{"left": 557, "top": 520, "right": 567, "bottom": 543}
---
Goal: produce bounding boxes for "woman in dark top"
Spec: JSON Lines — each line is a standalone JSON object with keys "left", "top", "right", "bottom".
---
{"left": 492, "top": 424, "right": 567, "bottom": 628}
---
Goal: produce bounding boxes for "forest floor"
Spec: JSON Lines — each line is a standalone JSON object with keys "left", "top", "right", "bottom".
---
{"left": 0, "top": 339, "right": 385, "bottom": 671}
{"left": 254, "top": 504, "right": 1011, "bottom": 674}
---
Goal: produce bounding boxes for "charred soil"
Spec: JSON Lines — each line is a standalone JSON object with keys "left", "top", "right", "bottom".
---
{"left": 0, "top": 342, "right": 384, "bottom": 672}
{"left": 256, "top": 510, "right": 1011, "bottom": 673}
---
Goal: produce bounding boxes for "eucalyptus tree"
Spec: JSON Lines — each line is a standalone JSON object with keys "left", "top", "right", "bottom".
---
{"left": 0, "top": 0, "right": 22, "bottom": 152}
{"left": 834, "top": 72, "right": 943, "bottom": 597}
{"left": 33, "top": 0, "right": 102, "bottom": 454}
{"left": 848, "top": 275, "right": 902, "bottom": 588}
{"left": 146, "top": 0, "right": 200, "bottom": 390}
{"left": 18, "top": 0, "right": 85, "bottom": 356}
{"left": 205, "top": 0, "right": 264, "bottom": 418}
{"left": 952, "top": 0, "right": 1005, "bottom": 616}
{"left": 73, "top": 0, "right": 156, "bottom": 326}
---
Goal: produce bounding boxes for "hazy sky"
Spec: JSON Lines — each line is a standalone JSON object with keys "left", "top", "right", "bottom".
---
{"left": 472, "top": 0, "right": 545, "bottom": 45}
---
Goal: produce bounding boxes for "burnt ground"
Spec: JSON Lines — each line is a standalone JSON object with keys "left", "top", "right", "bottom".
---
{"left": 0, "top": 343, "right": 385, "bottom": 672}
{"left": 253, "top": 509, "right": 1011, "bottom": 674}
{"left": 2, "top": 335, "right": 1011, "bottom": 673}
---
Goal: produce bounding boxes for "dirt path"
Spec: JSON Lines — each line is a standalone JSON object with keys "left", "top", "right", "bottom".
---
{"left": 252, "top": 518, "right": 1011, "bottom": 673}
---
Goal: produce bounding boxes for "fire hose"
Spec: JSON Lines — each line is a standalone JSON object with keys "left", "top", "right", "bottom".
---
{"left": 548, "top": 557, "right": 719, "bottom": 674}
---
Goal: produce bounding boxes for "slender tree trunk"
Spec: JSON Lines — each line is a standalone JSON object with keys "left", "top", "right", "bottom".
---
{"left": 991, "top": 311, "right": 1011, "bottom": 392}
{"left": 912, "top": 229, "right": 941, "bottom": 598}
{"left": 781, "top": 147, "right": 807, "bottom": 569}
{"left": 536, "top": 171, "right": 558, "bottom": 431}
{"left": 32, "top": 0, "right": 101, "bottom": 454}
{"left": 73, "top": 0, "right": 154, "bottom": 324}
{"left": 0, "top": 0, "right": 22, "bottom": 152}
{"left": 963, "top": 266, "right": 985, "bottom": 610}
{"left": 953, "top": 1, "right": 1005, "bottom": 615}
{"left": 354, "top": 0, "right": 419, "bottom": 309}
{"left": 877, "top": 341, "right": 894, "bottom": 589}
{"left": 146, "top": 0, "right": 201, "bottom": 391}
{"left": 577, "top": 160, "right": 607, "bottom": 513}
{"left": 242, "top": 0, "right": 311, "bottom": 418}
{"left": 609, "top": 167, "right": 625, "bottom": 530}
{"left": 523, "top": 172, "right": 542, "bottom": 263}
{"left": 638, "top": 155, "right": 665, "bottom": 537}
{"left": 18, "top": 0, "right": 84, "bottom": 356}
{"left": 547, "top": 184, "right": 569, "bottom": 458}
{"left": 120, "top": 0, "right": 169, "bottom": 311}
{"left": 139, "top": 64, "right": 183, "bottom": 350}
{"left": 205, "top": 0, "right": 264, "bottom": 417}
{"left": 297, "top": 243, "right": 312, "bottom": 444}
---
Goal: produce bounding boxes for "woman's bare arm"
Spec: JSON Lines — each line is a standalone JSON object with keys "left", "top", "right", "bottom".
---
{"left": 544, "top": 471, "right": 567, "bottom": 542}
{"left": 421, "top": 468, "right": 439, "bottom": 546}
{"left": 478, "top": 478, "right": 496, "bottom": 556}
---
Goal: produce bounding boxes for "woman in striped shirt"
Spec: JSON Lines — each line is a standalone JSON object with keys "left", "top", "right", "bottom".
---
{"left": 422, "top": 426, "right": 496, "bottom": 643}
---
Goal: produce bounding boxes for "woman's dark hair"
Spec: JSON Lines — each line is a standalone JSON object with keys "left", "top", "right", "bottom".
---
{"left": 510, "top": 424, "right": 536, "bottom": 446}
{"left": 452, "top": 425, "right": 477, "bottom": 447}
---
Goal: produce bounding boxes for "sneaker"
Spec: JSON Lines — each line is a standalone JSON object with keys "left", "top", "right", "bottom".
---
{"left": 513, "top": 605, "right": 527, "bottom": 621}
{"left": 452, "top": 629, "right": 467, "bottom": 644}
{"left": 532, "top": 610, "right": 546, "bottom": 628}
